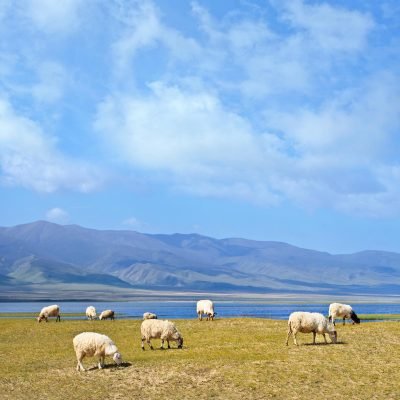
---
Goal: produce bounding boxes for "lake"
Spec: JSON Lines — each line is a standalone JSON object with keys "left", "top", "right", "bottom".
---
{"left": 1, "top": 301, "right": 399, "bottom": 320}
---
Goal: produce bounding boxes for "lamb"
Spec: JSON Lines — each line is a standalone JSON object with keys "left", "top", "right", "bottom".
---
{"left": 143, "top": 312, "right": 157, "bottom": 320}
{"left": 141, "top": 319, "right": 183, "bottom": 350}
{"left": 73, "top": 332, "right": 122, "bottom": 371}
{"left": 196, "top": 299, "right": 215, "bottom": 321}
{"left": 328, "top": 303, "right": 360, "bottom": 325}
{"left": 37, "top": 304, "right": 61, "bottom": 323}
{"left": 286, "top": 312, "right": 337, "bottom": 346}
{"left": 99, "top": 310, "right": 115, "bottom": 320}
{"left": 85, "top": 306, "right": 97, "bottom": 320}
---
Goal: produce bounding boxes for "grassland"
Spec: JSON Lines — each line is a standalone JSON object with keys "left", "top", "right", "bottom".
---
{"left": 0, "top": 317, "right": 399, "bottom": 400}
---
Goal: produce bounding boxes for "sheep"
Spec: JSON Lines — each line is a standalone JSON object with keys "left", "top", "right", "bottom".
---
{"left": 196, "top": 299, "right": 215, "bottom": 321}
{"left": 99, "top": 310, "right": 115, "bottom": 320}
{"left": 143, "top": 312, "right": 157, "bottom": 320}
{"left": 286, "top": 312, "right": 337, "bottom": 346}
{"left": 328, "top": 303, "right": 360, "bottom": 326}
{"left": 85, "top": 306, "right": 97, "bottom": 320}
{"left": 141, "top": 319, "right": 183, "bottom": 350}
{"left": 73, "top": 332, "right": 122, "bottom": 371}
{"left": 37, "top": 304, "right": 61, "bottom": 323}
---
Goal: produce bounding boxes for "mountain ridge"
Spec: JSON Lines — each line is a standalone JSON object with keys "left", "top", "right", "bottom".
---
{"left": 1, "top": 220, "right": 399, "bottom": 300}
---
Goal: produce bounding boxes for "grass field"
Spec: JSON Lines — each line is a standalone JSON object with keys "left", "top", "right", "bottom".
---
{"left": 0, "top": 317, "right": 399, "bottom": 400}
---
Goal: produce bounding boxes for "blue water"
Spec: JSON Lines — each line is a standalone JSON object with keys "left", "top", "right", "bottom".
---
{"left": 0, "top": 301, "right": 399, "bottom": 320}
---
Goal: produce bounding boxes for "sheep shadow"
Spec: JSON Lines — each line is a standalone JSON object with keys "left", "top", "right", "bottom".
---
{"left": 86, "top": 362, "right": 132, "bottom": 371}
{"left": 303, "top": 341, "right": 347, "bottom": 346}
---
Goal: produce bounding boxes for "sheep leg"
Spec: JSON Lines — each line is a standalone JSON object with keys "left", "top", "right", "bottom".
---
{"left": 76, "top": 355, "right": 85, "bottom": 372}
{"left": 160, "top": 339, "right": 165, "bottom": 349}
{"left": 98, "top": 356, "right": 104, "bottom": 369}
{"left": 322, "top": 333, "right": 327, "bottom": 344}
{"left": 293, "top": 332, "right": 298, "bottom": 346}
{"left": 147, "top": 339, "right": 154, "bottom": 350}
{"left": 141, "top": 337, "right": 145, "bottom": 350}
{"left": 312, "top": 331, "right": 316, "bottom": 344}
{"left": 285, "top": 327, "right": 291, "bottom": 346}
{"left": 198, "top": 312, "right": 202, "bottom": 321}
{"left": 167, "top": 340, "right": 170, "bottom": 349}
{"left": 56, "top": 315, "right": 61, "bottom": 322}
{"left": 343, "top": 317, "right": 346, "bottom": 326}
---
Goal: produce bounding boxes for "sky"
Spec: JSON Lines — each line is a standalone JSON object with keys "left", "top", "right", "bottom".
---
{"left": 0, "top": 0, "right": 399, "bottom": 254}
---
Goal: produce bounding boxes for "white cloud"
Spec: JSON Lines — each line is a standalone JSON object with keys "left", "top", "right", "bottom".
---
{"left": 112, "top": 1, "right": 200, "bottom": 78}
{"left": 25, "top": 0, "right": 83, "bottom": 34}
{"left": 95, "top": 81, "right": 290, "bottom": 205}
{"left": 45, "top": 207, "right": 69, "bottom": 224}
{"left": 0, "top": 98, "right": 103, "bottom": 192}
{"left": 280, "top": 0, "right": 375, "bottom": 52}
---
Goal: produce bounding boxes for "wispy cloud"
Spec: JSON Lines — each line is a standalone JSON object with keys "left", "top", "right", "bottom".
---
{"left": 0, "top": 98, "right": 103, "bottom": 192}
{"left": 45, "top": 207, "right": 69, "bottom": 224}
{"left": 93, "top": 1, "right": 399, "bottom": 215}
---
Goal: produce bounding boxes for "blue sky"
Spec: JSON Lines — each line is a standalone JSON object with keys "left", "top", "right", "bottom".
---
{"left": 0, "top": 0, "right": 399, "bottom": 254}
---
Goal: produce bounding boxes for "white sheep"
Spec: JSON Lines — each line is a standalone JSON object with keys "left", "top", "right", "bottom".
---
{"left": 286, "top": 312, "right": 337, "bottom": 346}
{"left": 328, "top": 303, "right": 360, "bottom": 326}
{"left": 141, "top": 319, "right": 183, "bottom": 350}
{"left": 85, "top": 306, "right": 97, "bottom": 320}
{"left": 143, "top": 312, "right": 157, "bottom": 320}
{"left": 73, "top": 332, "right": 122, "bottom": 371}
{"left": 37, "top": 304, "right": 61, "bottom": 323}
{"left": 99, "top": 310, "right": 115, "bottom": 320}
{"left": 196, "top": 299, "right": 215, "bottom": 321}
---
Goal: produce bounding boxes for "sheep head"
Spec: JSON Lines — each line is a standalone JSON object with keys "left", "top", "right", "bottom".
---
{"left": 113, "top": 352, "right": 122, "bottom": 365}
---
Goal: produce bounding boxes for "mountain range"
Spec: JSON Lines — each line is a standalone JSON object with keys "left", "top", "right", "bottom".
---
{"left": 1, "top": 221, "right": 399, "bottom": 300}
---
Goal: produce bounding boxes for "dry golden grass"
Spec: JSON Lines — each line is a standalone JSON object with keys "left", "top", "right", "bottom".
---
{"left": 0, "top": 317, "right": 399, "bottom": 399}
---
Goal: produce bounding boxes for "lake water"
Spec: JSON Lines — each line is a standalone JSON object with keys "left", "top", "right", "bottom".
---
{"left": 1, "top": 301, "right": 399, "bottom": 320}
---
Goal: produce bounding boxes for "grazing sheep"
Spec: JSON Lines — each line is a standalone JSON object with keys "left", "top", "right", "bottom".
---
{"left": 85, "top": 306, "right": 97, "bottom": 320}
{"left": 143, "top": 312, "right": 157, "bottom": 320}
{"left": 37, "top": 304, "right": 61, "bottom": 323}
{"left": 141, "top": 319, "right": 183, "bottom": 350}
{"left": 73, "top": 332, "right": 122, "bottom": 371}
{"left": 99, "top": 310, "right": 115, "bottom": 320}
{"left": 328, "top": 303, "right": 360, "bottom": 326}
{"left": 286, "top": 312, "right": 337, "bottom": 346}
{"left": 196, "top": 299, "right": 215, "bottom": 321}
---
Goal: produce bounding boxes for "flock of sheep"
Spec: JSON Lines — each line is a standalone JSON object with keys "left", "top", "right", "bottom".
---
{"left": 36, "top": 300, "right": 360, "bottom": 372}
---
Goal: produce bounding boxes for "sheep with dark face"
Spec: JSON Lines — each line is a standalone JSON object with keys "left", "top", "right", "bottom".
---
{"left": 286, "top": 312, "right": 337, "bottom": 346}
{"left": 329, "top": 303, "right": 360, "bottom": 326}
{"left": 73, "top": 332, "right": 122, "bottom": 371}
{"left": 37, "top": 305, "right": 61, "bottom": 323}
{"left": 141, "top": 319, "right": 183, "bottom": 350}
{"left": 99, "top": 310, "right": 115, "bottom": 320}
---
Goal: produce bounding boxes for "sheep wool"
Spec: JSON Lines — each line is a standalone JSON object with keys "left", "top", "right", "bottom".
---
{"left": 329, "top": 303, "right": 360, "bottom": 325}
{"left": 196, "top": 300, "right": 215, "bottom": 321}
{"left": 37, "top": 304, "right": 61, "bottom": 323}
{"left": 286, "top": 312, "right": 337, "bottom": 346}
{"left": 141, "top": 319, "right": 183, "bottom": 350}
{"left": 85, "top": 306, "right": 97, "bottom": 320}
{"left": 73, "top": 332, "right": 122, "bottom": 371}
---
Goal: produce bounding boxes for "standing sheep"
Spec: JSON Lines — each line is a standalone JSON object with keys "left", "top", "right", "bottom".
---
{"left": 328, "top": 303, "right": 360, "bottom": 326}
{"left": 99, "top": 310, "right": 115, "bottom": 320}
{"left": 85, "top": 306, "right": 97, "bottom": 320}
{"left": 143, "top": 312, "right": 157, "bottom": 320}
{"left": 141, "top": 319, "right": 183, "bottom": 350}
{"left": 37, "top": 304, "right": 61, "bottom": 323}
{"left": 196, "top": 300, "right": 215, "bottom": 321}
{"left": 73, "top": 332, "right": 122, "bottom": 371}
{"left": 286, "top": 312, "right": 337, "bottom": 346}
